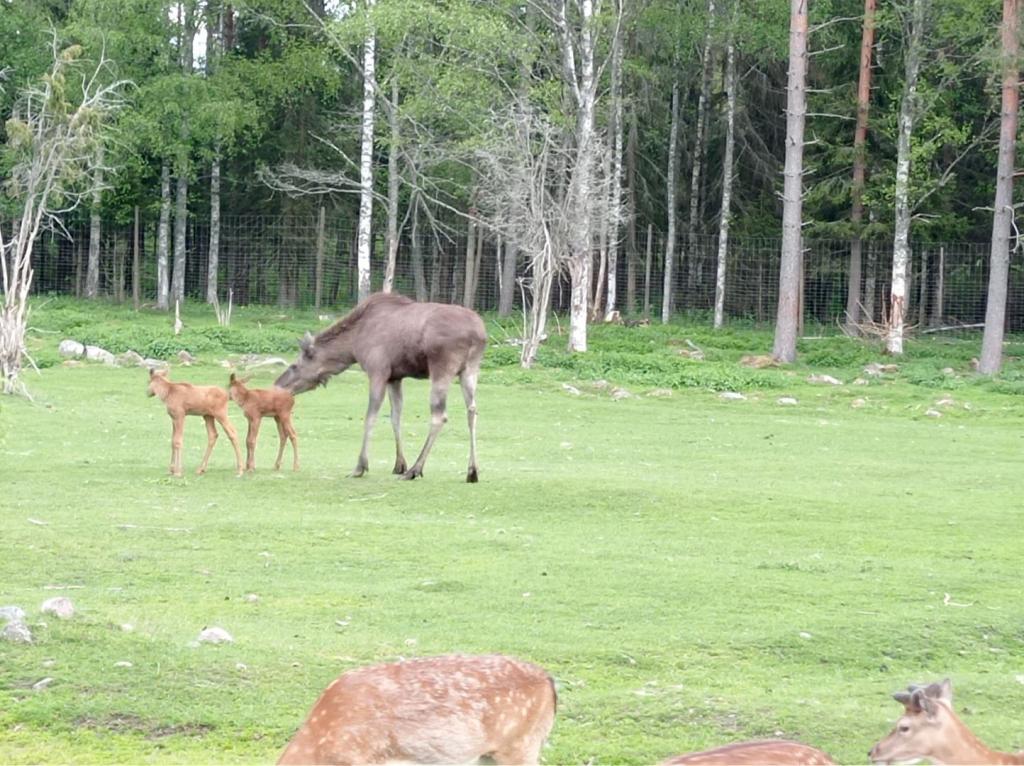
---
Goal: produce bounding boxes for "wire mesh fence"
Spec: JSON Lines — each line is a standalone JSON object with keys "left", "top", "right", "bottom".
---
{"left": 12, "top": 213, "right": 1024, "bottom": 333}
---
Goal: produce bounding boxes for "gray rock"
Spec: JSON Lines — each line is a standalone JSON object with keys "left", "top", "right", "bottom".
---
{"left": 178, "top": 350, "right": 195, "bottom": 365}
{"left": 610, "top": 387, "right": 632, "bottom": 400}
{"left": 807, "top": 373, "right": 843, "bottom": 386}
{"left": 118, "top": 350, "right": 145, "bottom": 367}
{"left": 84, "top": 345, "right": 116, "bottom": 365}
{"left": 561, "top": 384, "right": 581, "bottom": 396}
{"left": 777, "top": 397, "right": 798, "bottom": 406}
{"left": 32, "top": 677, "right": 54, "bottom": 691}
{"left": 719, "top": 391, "right": 747, "bottom": 401}
{"left": 646, "top": 388, "right": 673, "bottom": 398}
{"left": 925, "top": 408, "right": 942, "bottom": 418}
{"left": 0, "top": 605, "right": 26, "bottom": 623}
{"left": 40, "top": 596, "right": 75, "bottom": 620}
{"left": 2, "top": 621, "right": 32, "bottom": 644}
{"left": 58, "top": 339, "right": 85, "bottom": 358}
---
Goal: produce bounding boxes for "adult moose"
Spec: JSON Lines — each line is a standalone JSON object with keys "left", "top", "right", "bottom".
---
{"left": 276, "top": 293, "right": 486, "bottom": 482}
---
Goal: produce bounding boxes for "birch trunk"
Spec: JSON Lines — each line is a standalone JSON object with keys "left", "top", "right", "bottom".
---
{"left": 771, "top": 0, "right": 808, "bottom": 363}
{"left": 499, "top": 240, "right": 517, "bottom": 316}
{"left": 315, "top": 204, "right": 326, "bottom": 310}
{"left": 844, "top": 0, "right": 876, "bottom": 331}
{"left": 605, "top": 7, "right": 625, "bottom": 320}
{"left": 662, "top": 81, "right": 680, "bottom": 324}
{"left": 157, "top": 162, "right": 171, "bottom": 310}
{"left": 886, "top": 0, "right": 924, "bottom": 355}
{"left": 685, "top": 0, "right": 717, "bottom": 303}
{"left": 625, "top": 105, "right": 638, "bottom": 313}
{"left": 565, "top": 0, "right": 597, "bottom": 353}
{"left": 410, "top": 196, "right": 428, "bottom": 301}
{"left": 713, "top": 8, "right": 737, "bottom": 329}
{"left": 206, "top": 153, "right": 221, "bottom": 303}
{"left": 462, "top": 214, "right": 478, "bottom": 309}
{"left": 383, "top": 77, "right": 400, "bottom": 293}
{"left": 356, "top": 0, "right": 377, "bottom": 302}
{"left": 643, "top": 222, "right": 653, "bottom": 316}
{"left": 85, "top": 144, "right": 103, "bottom": 299}
{"left": 978, "top": 0, "right": 1019, "bottom": 373}
{"left": 171, "top": 144, "right": 189, "bottom": 303}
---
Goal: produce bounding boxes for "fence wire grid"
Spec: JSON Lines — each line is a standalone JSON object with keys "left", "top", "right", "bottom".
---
{"left": 13, "top": 213, "right": 1024, "bottom": 333}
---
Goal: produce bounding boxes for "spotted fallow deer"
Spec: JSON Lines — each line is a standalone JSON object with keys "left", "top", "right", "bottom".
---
{"left": 146, "top": 368, "right": 242, "bottom": 477}
{"left": 869, "top": 679, "right": 1024, "bottom": 765}
{"left": 661, "top": 740, "right": 836, "bottom": 765}
{"left": 227, "top": 373, "right": 298, "bottom": 473}
{"left": 276, "top": 654, "right": 557, "bottom": 765}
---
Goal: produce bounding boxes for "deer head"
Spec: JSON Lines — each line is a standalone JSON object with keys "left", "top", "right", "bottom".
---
{"left": 869, "top": 679, "right": 955, "bottom": 764}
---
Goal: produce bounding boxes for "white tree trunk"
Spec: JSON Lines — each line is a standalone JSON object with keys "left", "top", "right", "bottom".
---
{"left": 463, "top": 213, "right": 478, "bottom": 309}
{"left": 662, "top": 81, "right": 680, "bottom": 325}
{"left": 605, "top": 8, "right": 625, "bottom": 320}
{"left": 499, "top": 240, "right": 517, "bottom": 316}
{"left": 713, "top": 10, "right": 737, "bottom": 330}
{"left": 979, "top": 0, "right": 1019, "bottom": 373}
{"left": 157, "top": 162, "right": 171, "bottom": 310}
{"left": 356, "top": 0, "right": 377, "bottom": 302}
{"left": 383, "top": 77, "right": 400, "bottom": 294}
{"left": 886, "top": 0, "right": 924, "bottom": 355}
{"left": 206, "top": 154, "right": 221, "bottom": 303}
{"left": 85, "top": 144, "right": 103, "bottom": 299}
{"left": 171, "top": 146, "right": 189, "bottom": 303}
{"left": 685, "top": 0, "right": 717, "bottom": 301}
{"left": 771, "top": 0, "right": 809, "bottom": 363}
{"left": 565, "top": 0, "right": 597, "bottom": 353}
{"left": 410, "top": 195, "right": 428, "bottom": 301}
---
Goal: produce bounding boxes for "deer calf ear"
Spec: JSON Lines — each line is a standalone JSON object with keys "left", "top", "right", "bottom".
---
{"left": 229, "top": 372, "right": 237, "bottom": 383}
{"left": 300, "top": 331, "right": 314, "bottom": 351}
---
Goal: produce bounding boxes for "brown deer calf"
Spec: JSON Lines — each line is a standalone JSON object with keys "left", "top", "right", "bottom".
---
{"left": 277, "top": 654, "right": 557, "bottom": 765}
{"left": 146, "top": 369, "right": 243, "bottom": 476}
{"left": 227, "top": 373, "right": 298, "bottom": 473}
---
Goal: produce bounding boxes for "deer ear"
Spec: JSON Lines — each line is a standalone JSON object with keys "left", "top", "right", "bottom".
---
{"left": 299, "top": 331, "right": 314, "bottom": 351}
{"left": 934, "top": 678, "right": 953, "bottom": 706}
{"left": 229, "top": 372, "right": 236, "bottom": 383}
{"left": 911, "top": 689, "right": 938, "bottom": 717}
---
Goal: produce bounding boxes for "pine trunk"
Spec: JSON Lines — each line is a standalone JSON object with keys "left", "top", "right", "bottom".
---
{"left": 845, "top": 0, "right": 876, "bottom": 332}
{"left": 772, "top": 0, "right": 809, "bottom": 363}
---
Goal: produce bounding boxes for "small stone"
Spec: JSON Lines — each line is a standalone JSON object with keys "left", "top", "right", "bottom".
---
{"left": 592, "top": 379, "right": 610, "bottom": 389}
{"left": 118, "top": 350, "right": 145, "bottom": 367}
{"left": 719, "top": 391, "right": 746, "bottom": 401}
{"left": 58, "top": 340, "right": 85, "bottom": 358}
{"left": 0, "top": 606, "right": 26, "bottom": 624}
{"left": 178, "top": 350, "right": 195, "bottom": 365}
{"left": 807, "top": 374, "right": 843, "bottom": 385}
{"left": 84, "top": 345, "right": 116, "bottom": 365}
{"left": 646, "top": 388, "right": 673, "bottom": 398}
{"left": 113, "top": 661, "right": 133, "bottom": 668}
{"left": 40, "top": 597, "right": 74, "bottom": 620}
{"left": 404, "top": 638, "right": 417, "bottom": 646}
{"left": 236, "top": 662, "right": 248, "bottom": 671}
{"left": 610, "top": 387, "right": 632, "bottom": 400}
{"left": 2, "top": 621, "right": 33, "bottom": 644}
{"left": 120, "top": 623, "right": 135, "bottom": 632}
{"left": 925, "top": 409, "right": 942, "bottom": 418}
{"left": 197, "top": 626, "right": 233, "bottom": 644}
{"left": 244, "top": 594, "right": 260, "bottom": 604}
{"left": 936, "top": 396, "right": 956, "bottom": 407}
{"left": 942, "top": 367, "right": 956, "bottom": 375}
{"left": 32, "top": 677, "right": 54, "bottom": 691}
{"left": 561, "top": 384, "right": 581, "bottom": 396}
{"left": 777, "top": 397, "right": 798, "bottom": 406}
{"left": 852, "top": 377, "right": 870, "bottom": 385}
{"left": 739, "top": 354, "right": 777, "bottom": 369}
{"left": 799, "top": 631, "right": 813, "bottom": 639}
{"left": 863, "top": 362, "right": 899, "bottom": 376}
{"left": 851, "top": 398, "right": 867, "bottom": 409}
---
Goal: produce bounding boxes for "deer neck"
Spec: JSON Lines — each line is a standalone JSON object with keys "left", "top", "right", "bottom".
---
{"left": 933, "top": 706, "right": 1024, "bottom": 765}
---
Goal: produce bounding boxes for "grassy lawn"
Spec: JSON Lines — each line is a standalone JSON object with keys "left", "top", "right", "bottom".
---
{"left": 1, "top": 299, "right": 1023, "bottom": 764}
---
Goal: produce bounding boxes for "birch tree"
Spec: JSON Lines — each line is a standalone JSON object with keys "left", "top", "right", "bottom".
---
{"left": 171, "top": 1, "right": 197, "bottom": 304}
{"left": 605, "top": 0, "right": 625, "bottom": 321}
{"left": 978, "top": 0, "right": 1019, "bottom": 374}
{"left": 886, "top": 0, "right": 925, "bottom": 355}
{"left": 1, "top": 42, "right": 125, "bottom": 394}
{"left": 157, "top": 162, "right": 171, "bottom": 309}
{"left": 713, "top": 0, "right": 738, "bottom": 330}
{"left": 356, "top": 0, "right": 377, "bottom": 302}
{"left": 771, "top": 0, "right": 809, "bottom": 363}
{"left": 662, "top": 80, "right": 680, "bottom": 324}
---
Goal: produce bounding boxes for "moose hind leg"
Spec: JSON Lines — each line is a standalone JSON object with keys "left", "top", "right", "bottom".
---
{"left": 217, "top": 413, "right": 244, "bottom": 477}
{"left": 245, "top": 416, "right": 261, "bottom": 473}
{"left": 196, "top": 415, "right": 218, "bottom": 475}
{"left": 460, "top": 369, "right": 480, "bottom": 483}
{"left": 388, "top": 380, "right": 407, "bottom": 474}
{"left": 402, "top": 376, "right": 452, "bottom": 480}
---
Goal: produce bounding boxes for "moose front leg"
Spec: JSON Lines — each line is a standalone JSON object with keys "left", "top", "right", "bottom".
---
{"left": 352, "top": 377, "right": 387, "bottom": 478}
{"left": 388, "top": 380, "right": 407, "bottom": 474}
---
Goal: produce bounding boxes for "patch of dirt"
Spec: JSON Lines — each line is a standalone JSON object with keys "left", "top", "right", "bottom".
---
{"left": 75, "top": 713, "right": 213, "bottom": 739}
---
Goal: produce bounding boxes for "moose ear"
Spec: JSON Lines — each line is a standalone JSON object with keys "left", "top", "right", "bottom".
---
{"left": 299, "top": 331, "right": 314, "bottom": 351}
{"left": 229, "top": 372, "right": 237, "bottom": 383}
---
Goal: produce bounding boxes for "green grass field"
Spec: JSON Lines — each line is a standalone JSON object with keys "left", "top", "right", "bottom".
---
{"left": 1, "top": 299, "right": 1023, "bottom": 764}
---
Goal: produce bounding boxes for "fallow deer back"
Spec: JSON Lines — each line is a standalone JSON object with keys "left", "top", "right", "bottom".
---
{"left": 869, "top": 679, "right": 1024, "bottom": 765}
{"left": 662, "top": 739, "right": 836, "bottom": 765}
{"left": 277, "top": 654, "right": 556, "bottom": 765}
